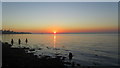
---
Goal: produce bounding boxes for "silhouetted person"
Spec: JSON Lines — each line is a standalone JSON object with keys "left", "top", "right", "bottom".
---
{"left": 69, "top": 52, "right": 73, "bottom": 61}
{"left": 25, "top": 38, "right": 28, "bottom": 44}
{"left": 18, "top": 39, "right": 21, "bottom": 45}
{"left": 11, "top": 39, "right": 14, "bottom": 45}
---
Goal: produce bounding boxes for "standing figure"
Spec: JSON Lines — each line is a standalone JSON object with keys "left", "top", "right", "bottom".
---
{"left": 69, "top": 52, "right": 73, "bottom": 61}
{"left": 25, "top": 38, "right": 28, "bottom": 44}
{"left": 11, "top": 39, "right": 14, "bottom": 45}
{"left": 18, "top": 39, "right": 21, "bottom": 45}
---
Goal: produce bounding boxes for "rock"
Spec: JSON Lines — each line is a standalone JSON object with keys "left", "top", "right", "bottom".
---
{"left": 77, "top": 63, "right": 80, "bottom": 66}
{"left": 62, "top": 57, "right": 66, "bottom": 60}
{"left": 29, "top": 49, "right": 35, "bottom": 51}
{"left": 95, "top": 54, "right": 98, "bottom": 56}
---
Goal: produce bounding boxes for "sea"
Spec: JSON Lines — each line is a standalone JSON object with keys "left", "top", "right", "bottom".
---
{"left": 1, "top": 34, "right": 119, "bottom": 66}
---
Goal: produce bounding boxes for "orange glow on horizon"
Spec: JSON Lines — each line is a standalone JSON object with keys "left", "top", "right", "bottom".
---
{"left": 8, "top": 26, "right": 118, "bottom": 33}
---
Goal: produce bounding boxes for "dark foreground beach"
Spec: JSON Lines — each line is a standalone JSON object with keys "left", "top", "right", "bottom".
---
{"left": 1, "top": 42, "right": 119, "bottom": 68}
{"left": 2, "top": 42, "right": 66, "bottom": 68}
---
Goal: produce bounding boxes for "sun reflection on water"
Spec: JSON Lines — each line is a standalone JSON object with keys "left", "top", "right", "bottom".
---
{"left": 53, "top": 34, "right": 56, "bottom": 48}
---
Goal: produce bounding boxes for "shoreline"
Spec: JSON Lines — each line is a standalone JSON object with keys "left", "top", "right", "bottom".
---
{"left": 1, "top": 42, "right": 119, "bottom": 68}
{"left": 2, "top": 42, "right": 77, "bottom": 68}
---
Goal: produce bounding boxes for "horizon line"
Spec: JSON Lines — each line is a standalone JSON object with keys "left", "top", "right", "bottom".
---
{"left": 32, "top": 32, "right": 118, "bottom": 34}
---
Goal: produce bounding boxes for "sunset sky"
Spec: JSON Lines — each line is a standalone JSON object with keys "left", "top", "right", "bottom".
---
{"left": 2, "top": 2, "right": 118, "bottom": 33}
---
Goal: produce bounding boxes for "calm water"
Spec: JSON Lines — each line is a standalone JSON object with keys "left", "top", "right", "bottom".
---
{"left": 1, "top": 34, "right": 119, "bottom": 66}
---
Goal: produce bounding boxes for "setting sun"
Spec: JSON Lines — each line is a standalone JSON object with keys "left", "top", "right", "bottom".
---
{"left": 54, "top": 31, "right": 56, "bottom": 34}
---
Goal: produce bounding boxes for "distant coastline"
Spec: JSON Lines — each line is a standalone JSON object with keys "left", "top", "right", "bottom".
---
{"left": 0, "top": 30, "right": 32, "bottom": 34}
{"left": 0, "top": 30, "right": 118, "bottom": 34}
